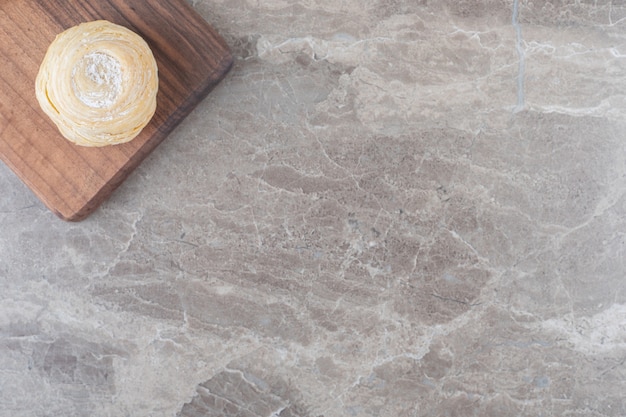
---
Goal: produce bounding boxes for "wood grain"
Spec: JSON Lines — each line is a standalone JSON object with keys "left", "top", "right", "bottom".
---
{"left": 0, "top": 0, "right": 232, "bottom": 220}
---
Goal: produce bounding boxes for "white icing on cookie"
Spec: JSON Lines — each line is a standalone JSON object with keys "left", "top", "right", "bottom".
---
{"left": 71, "top": 52, "right": 122, "bottom": 109}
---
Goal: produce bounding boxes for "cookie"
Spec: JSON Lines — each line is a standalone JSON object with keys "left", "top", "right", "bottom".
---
{"left": 35, "top": 20, "right": 159, "bottom": 147}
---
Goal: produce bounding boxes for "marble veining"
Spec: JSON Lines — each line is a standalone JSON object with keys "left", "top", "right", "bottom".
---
{"left": 1, "top": 1, "right": 626, "bottom": 416}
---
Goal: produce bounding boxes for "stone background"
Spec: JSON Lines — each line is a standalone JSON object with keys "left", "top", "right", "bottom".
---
{"left": 1, "top": 1, "right": 625, "bottom": 416}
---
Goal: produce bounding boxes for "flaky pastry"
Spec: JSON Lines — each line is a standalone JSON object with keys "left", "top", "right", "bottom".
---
{"left": 35, "top": 20, "right": 159, "bottom": 147}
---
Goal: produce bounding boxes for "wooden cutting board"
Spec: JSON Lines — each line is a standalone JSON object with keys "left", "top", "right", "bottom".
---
{"left": 0, "top": 0, "right": 232, "bottom": 221}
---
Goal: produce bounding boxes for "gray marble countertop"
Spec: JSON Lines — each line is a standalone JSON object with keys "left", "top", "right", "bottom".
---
{"left": 2, "top": 1, "right": 626, "bottom": 416}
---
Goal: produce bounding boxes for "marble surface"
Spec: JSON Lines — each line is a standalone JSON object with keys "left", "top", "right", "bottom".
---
{"left": 1, "top": 1, "right": 626, "bottom": 416}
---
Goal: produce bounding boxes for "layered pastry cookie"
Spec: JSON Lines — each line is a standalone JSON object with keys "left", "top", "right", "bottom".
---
{"left": 35, "top": 20, "right": 158, "bottom": 147}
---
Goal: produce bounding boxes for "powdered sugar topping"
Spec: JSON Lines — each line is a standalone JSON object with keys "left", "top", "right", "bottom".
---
{"left": 71, "top": 52, "right": 122, "bottom": 109}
